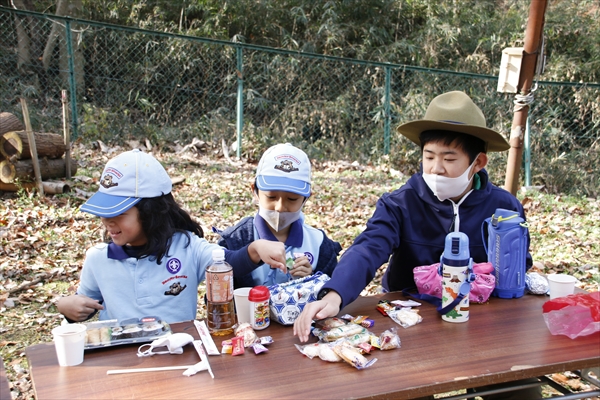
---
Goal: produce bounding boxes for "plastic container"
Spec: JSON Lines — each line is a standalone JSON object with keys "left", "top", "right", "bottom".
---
{"left": 248, "top": 285, "right": 270, "bottom": 330}
{"left": 441, "top": 232, "right": 472, "bottom": 323}
{"left": 206, "top": 249, "right": 235, "bottom": 335}
{"left": 483, "top": 208, "right": 527, "bottom": 299}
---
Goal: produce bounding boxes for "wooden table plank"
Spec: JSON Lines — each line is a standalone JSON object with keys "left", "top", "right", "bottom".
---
{"left": 27, "top": 293, "right": 600, "bottom": 399}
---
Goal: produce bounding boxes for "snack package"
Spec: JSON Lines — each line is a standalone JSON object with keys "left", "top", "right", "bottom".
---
{"left": 295, "top": 343, "right": 342, "bottom": 362}
{"left": 314, "top": 317, "right": 349, "bottom": 331}
{"left": 379, "top": 328, "right": 401, "bottom": 350}
{"left": 389, "top": 308, "right": 422, "bottom": 328}
{"left": 315, "top": 323, "right": 367, "bottom": 342}
{"left": 332, "top": 340, "right": 377, "bottom": 370}
{"left": 234, "top": 322, "right": 260, "bottom": 347}
{"left": 295, "top": 343, "right": 320, "bottom": 359}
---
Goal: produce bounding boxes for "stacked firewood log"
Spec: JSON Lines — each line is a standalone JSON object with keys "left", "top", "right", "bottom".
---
{"left": 0, "top": 112, "right": 76, "bottom": 191}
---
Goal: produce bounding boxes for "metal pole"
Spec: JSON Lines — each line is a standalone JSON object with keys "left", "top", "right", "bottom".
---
{"left": 384, "top": 66, "right": 391, "bottom": 155}
{"left": 236, "top": 46, "right": 244, "bottom": 159}
{"left": 504, "top": 0, "right": 547, "bottom": 195}
{"left": 524, "top": 115, "right": 531, "bottom": 187}
{"left": 65, "top": 20, "right": 79, "bottom": 139}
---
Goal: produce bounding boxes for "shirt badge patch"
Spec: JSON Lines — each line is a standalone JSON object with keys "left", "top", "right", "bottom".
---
{"left": 166, "top": 258, "right": 182, "bottom": 274}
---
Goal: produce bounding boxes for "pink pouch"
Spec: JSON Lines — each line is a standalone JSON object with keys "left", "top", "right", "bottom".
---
{"left": 413, "top": 262, "right": 495, "bottom": 304}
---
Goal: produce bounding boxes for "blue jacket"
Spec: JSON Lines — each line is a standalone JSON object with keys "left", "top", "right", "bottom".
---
{"left": 214, "top": 216, "right": 342, "bottom": 288}
{"left": 322, "top": 169, "right": 532, "bottom": 310}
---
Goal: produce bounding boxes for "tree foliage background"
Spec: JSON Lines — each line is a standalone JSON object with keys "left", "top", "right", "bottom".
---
{"left": 10, "top": 0, "right": 597, "bottom": 81}
{"left": 2, "top": 0, "right": 599, "bottom": 196}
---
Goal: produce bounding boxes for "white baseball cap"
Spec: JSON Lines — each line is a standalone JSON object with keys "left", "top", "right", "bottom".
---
{"left": 255, "top": 143, "right": 311, "bottom": 197}
{"left": 80, "top": 149, "right": 172, "bottom": 217}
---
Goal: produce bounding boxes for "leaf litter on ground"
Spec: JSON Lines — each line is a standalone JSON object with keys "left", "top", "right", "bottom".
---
{"left": 1, "top": 142, "right": 598, "bottom": 399}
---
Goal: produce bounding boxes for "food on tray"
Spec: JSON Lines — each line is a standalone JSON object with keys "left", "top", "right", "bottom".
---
{"left": 83, "top": 316, "right": 171, "bottom": 349}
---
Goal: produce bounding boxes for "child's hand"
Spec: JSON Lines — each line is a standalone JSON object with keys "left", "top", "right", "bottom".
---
{"left": 56, "top": 294, "right": 104, "bottom": 322}
{"left": 248, "top": 239, "right": 286, "bottom": 273}
{"left": 290, "top": 255, "right": 312, "bottom": 278}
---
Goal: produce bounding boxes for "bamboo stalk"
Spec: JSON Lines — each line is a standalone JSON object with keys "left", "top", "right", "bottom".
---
{"left": 20, "top": 98, "right": 44, "bottom": 196}
{"left": 61, "top": 90, "right": 71, "bottom": 179}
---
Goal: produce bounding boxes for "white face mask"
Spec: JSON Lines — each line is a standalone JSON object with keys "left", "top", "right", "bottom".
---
{"left": 422, "top": 157, "right": 478, "bottom": 202}
{"left": 258, "top": 207, "right": 302, "bottom": 232}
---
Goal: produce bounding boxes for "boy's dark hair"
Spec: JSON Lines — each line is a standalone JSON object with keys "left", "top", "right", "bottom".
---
{"left": 133, "top": 193, "right": 203, "bottom": 264}
{"left": 419, "top": 130, "right": 487, "bottom": 163}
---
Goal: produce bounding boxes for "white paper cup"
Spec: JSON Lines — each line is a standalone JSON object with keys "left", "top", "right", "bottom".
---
{"left": 52, "top": 323, "right": 87, "bottom": 366}
{"left": 234, "top": 287, "right": 252, "bottom": 325}
{"left": 547, "top": 274, "right": 577, "bottom": 299}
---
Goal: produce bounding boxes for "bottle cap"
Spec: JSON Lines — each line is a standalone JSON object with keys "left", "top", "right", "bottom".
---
{"left": 248, "top": 286, "right": 270, "bottom": 302}
{"left": 212, "top": 248, "right": 225, "bottom": 261}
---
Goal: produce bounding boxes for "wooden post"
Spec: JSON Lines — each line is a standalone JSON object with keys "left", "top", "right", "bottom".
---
{"left": 20, "top": 98, "right": 44, "bottom": 196}
{"left": 61, "top": 89, "right": 71, "bottom": 179}
{"left": 504, "top": 0, "right": 548, "bottom": 195}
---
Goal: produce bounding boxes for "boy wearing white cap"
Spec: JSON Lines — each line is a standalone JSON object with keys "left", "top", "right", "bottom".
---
{"left": 57, "top": 149, "right": 286, "bottom": 323}
{"left": 214, "top": 143, "right": 341, "bottom": 288}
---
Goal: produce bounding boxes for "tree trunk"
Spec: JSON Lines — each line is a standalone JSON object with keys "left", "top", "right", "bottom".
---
{"left": 0, "top": 131, "right": 66, "bottom": 159}
{"left": 0, "top": 113, "right": 24, "bottom": 135}
{"left": 0, "top": 157, "right": 77, "bottom": 183}
{"left": 59, "top": 0, "right": 84, "bottom": 97}
{"left": 13, "top": 2, "right": 31, "bottom": 73}
{"left": 42, "top": 0, "right": 69, "bottom": 72}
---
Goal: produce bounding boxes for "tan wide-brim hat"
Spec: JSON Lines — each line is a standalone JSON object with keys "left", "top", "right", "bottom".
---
{"left": 396, "top": 91, "right": 510, "bottom": 152}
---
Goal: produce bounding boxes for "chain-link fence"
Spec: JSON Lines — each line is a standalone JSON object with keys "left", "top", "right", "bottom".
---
{"left": 1, "top": 7, "right": 598, "bottom": 196}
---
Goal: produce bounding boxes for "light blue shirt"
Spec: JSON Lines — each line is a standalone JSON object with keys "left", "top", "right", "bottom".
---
{"left": 77, "top": 232, "right": 221, "bottom": 323}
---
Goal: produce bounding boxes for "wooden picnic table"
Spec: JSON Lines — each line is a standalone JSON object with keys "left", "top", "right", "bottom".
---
{"left": 26, "top": 291, "right": 600, "bottom": 399}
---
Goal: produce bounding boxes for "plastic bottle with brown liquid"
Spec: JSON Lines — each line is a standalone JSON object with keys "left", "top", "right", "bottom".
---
{"left": 206, "top": 249, "right": 235, "bottom": 335}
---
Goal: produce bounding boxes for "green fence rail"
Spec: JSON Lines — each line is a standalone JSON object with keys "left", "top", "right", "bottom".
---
{"left": 1, "top": 7, "right": 598, "bottom": 196}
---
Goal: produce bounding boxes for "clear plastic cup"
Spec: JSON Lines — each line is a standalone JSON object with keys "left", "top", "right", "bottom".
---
{"left": 233, "top": 287, "right": 252, "bottom": 325}
{"left": 52, "top": 323, "right": 87, "bottom": 366}
{"left": 547, "top": 274, "right": 577, "bottom": 299}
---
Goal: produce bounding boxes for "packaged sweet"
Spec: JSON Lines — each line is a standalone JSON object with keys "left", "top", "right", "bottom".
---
{"left": 234, "top": 322, "right": 260, "bottom": 347}
{"left": 542, "top": 292, "right": 600, "bottom": 339}
{"left": 389, "top": 308, "right": 423, "bottom": 328}
{"left": 260, "top": 336, "right": 274, "bottom": 346}
{"left": 221, "top": 339, "right": 233, "bottom": 354}
{"left": 376, "top": 300, "right": 395, "bottom": 316}
{"left": 252, "top": 343, "right": 269, "bottom": 355}
{"left": 379, "top": 328, "right": 401, "bottom": 350}
{"left": 231, "top": 336, "right": 245, "bottom": 356}
{"left": 391, "top": 299, "right": 422, "bottom": 307}
{"left": 343, "top": 332, "right": 371, "bottom": 347}
{"left": 358, "top": 342, "right": 374, "bottom": 354}
{"left": 295, "top": 343, "right": 320, "bottom": 359}
{"left": 332, "top": 340, "right": 377, "bottom": 370}
{"left": 315, "top": 323, "right": 367, "bottom": 342}
{"left": 83, "top": 316, "right": 171, "bottom": 350}
{"left": 318, "top": 342, "right": 342, "bottom": 362}
{"left": 314, "top": 317, "right": 349, "bottom": 331}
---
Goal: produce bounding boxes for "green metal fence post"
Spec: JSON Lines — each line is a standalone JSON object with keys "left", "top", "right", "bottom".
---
{"left": 65, "top": 20, "right": 79, "bottom": 139}
{"left": 236, "top": 46, "right": 244, "bottom": 158}
{"left": 384, "top": 66, "right": 391, "bottom": 155}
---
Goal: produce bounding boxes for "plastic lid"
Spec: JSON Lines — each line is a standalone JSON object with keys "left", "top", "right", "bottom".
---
{"left": 248, "top": 285, "right": 270, "bottom": 302}
{"left": 212, "top": 248, "right": 225, "bottom": 261}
